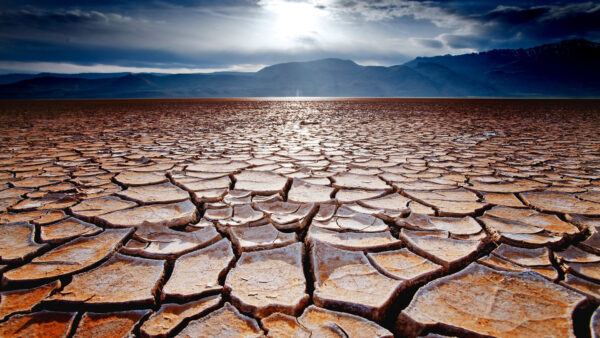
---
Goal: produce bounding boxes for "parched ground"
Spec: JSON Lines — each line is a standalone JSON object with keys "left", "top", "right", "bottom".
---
{"left": 0, "top": 98, "right": 600, "bottom": 337}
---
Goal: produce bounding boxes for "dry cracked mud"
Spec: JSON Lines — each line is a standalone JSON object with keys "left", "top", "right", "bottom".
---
{"left": 0, "top": 98, "right": 600, "bottom": 337}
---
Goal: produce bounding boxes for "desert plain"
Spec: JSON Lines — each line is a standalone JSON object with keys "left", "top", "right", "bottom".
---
{"left": 1, "top": 98, "right": 600, "bottom": 337}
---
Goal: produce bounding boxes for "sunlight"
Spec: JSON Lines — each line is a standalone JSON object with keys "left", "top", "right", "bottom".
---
{"left": 264, "top": 1, "right": 325, "bottom": 41}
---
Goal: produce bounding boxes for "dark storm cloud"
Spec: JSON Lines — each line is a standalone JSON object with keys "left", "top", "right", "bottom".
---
{"left": 439, "top": 2, "right": 600, "bottom": 49}
{"left": 0, "top": 8, "right": 130, "bottom": 30}
{"left": 414, "top": 38, "right": 444, "bottom": 49}
{"left": 0, "top": 0, "right": 258, "bottom": 9}
{"left": 325, "top": 0, "right": 599, "bottom": 48}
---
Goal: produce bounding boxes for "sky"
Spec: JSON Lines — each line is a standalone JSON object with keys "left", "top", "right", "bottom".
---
{"left": 0, "top": 0, "right": 598, "bottom": 74}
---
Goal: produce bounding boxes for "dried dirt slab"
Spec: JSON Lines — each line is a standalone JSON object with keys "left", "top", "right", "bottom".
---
{"left": 174, "top": 302, "right": 263, "bottom": 338}
{"left": 578, "top": 191, "right": 600, "bottom": 204}
{"left": 2, "top": 228, "right": 132, "bottom": 286}
{"left": 234, "top": 170, "right": 289, "bottom": 195}
{"left": 566, "top": 262, "right": 600, "bottom": 284}
{"left": 204, "top": 206, "right": 232, "bottom": 221}
{"left": 0, "top": 222, "right": 49, "bottom": 264}
{"left": 306, "top": 225, "right": 401, "bottom": 251}
{"left": 71, "top": 174, "right": 114, "bottom": 188}
{"left": 556, "top": 246, "right": 600, "bottom": 283}
{"left": 482, "top": 192, "right": 525, "bottom": 207}
{"left": 485, "top": 206, "right": 580, "bottom": 235}
{"left": 570, "top": 216, "right": 600, "bottom": 254}
{"left": 254, "top": 201, "right": 316, "bottom": 231}
{"left": 336, "top": 189, "right": 387, "bottom": 203}
{"left": 0, "top": 311, "right": 76, "bottom": 337}
{"left": 225, "top": 243, "right": 309, "bottom": 318}
{"left": 262, "top": 305, "right": 393, "bottom": 338}
{"left": 287, "top": 178, "right": 334, "bottom": 203}
{"left": 130, "top": 163, "right": 175, "bottom": 172}
{"left": 11, "top": 176, "right": 63, "bottom": 189}
{"left": 555, "top": 246, "right": 600, "bottom": 264}
{"left": 186, "top": 161, "right": 249, "bottom": 173}
{"left": 0, "top": 197, "right": 19, "bottom": 212}
{"left": 400, "top": 229, "right": 484, "bottom": 269}
{"left": 123, "top": 223, "right": 221, "bottom": 259}
{"left": 40, "top": 217, "right": 102, "bottom": 244}
{"left": 301, "top": 305, "right": 393, "bottom": 337}
{"left": 495, "top": 243, "right": 553, "bottom": 266}
{"left": 313, "top": 211, "right": 388, "bottom": 233}
{"left": 215, "top": 204, "right": 267, "bottom": 231}
{"left": 162, "top": 238, "right": 234, "bottom": 301}
{"left": 140, "top": 295, "right": 221, "bottom": 338}
{"left": 490, "top": 244, "right": 557, "bottom": 280}
{"left": 404, "top": 189, "right": 489, "bottom": 216}
{"left": 398, "top": 213, "right": 482, "bottom": 236}
{"left": 69, "top": 196, "right": 137, "bottom": 222}
{"left": 338, "top": 202, "right": 403, "bottom": 222}
{"left": 469, "top": 180, "right": 545, "bottom": 193}
{"left": 72, "top": 310, "right": 150, "bottom": 338}
{"left": 223, "top": 190, "right": 253, "bottom": 206}
{"left": 114, "top": 171, "right": 168, "bottom": 186}
{"left": 97, "top": 200, "right": 197, "bottom": 228}
{"left": 260, "top": 312, "right": 311, "bottom": 337}
{"left": 397, "top": 263, "right": 587, "bottom": 337}
{"left": 392, "top": 180, "right": 458, "bottom": 191}
{"left": 0, "top": 280, "right": 61, "bottom": 321}
{"left": 478, "top": 215, "right": 564, "bottom": 248}
{"left": 116, "top": 182, "right": 190, "bottom": 204}
{"left": 228, "top": 223, "right": 297, "bottom": 254}
{"left": 561, "top": 273, "right": 600, "bottom": 302}
{"left": 0, "top": 187, "right": 30, "bottom": 199}
{"left": 358, "top": 193, "right": 412, "bottom": 216}
{"left": 367, "top": 248, "right": 442, "bottom": 285}
{"left": 1, "top": 210, "right": 57, "bottom": 225}
{"left": 521, "top": 191, "right": 600, "bottom": 216}
{"left": 10, "top": 194, "right": 77, "bottom": 211}
{"left": 477, "top": 253, "right": 530, "bottom": 274}
{"left": 310, "top": 241, "right": 401, "bottom": 322}
{"left": 580, "top": 232, "right": 600, "bottom": 255}
{"left": 175, "top": 175, "right": 231, "bottom": 191}
{"left": 332, "top": 172, "right": 390, "bottom": 190}
{"left": 313, "top": 203, "right": 337, "bottom": 222}
{"left": 46, "top": 253, "right": 165, "bottom": 308}
{"left": 32, "top": 210, "right": 68, "bottom": 225}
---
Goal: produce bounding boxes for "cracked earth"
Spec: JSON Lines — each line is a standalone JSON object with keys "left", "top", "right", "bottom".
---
{"left": 0, "top": 98, "right": 600, "bottom": 337}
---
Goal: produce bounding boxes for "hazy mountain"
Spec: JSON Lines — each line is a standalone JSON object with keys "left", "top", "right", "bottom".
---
{"left": 1, "top": 39, "right": 598, "bottom": 98}
{"left": 404, "top": 39, "right": 600, "bottom": 97}
{"left": 0, "top": 72, "right": 132, "bottom": 85}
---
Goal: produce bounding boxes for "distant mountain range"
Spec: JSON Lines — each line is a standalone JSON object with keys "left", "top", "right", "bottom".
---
{"left": 1, "top": 39, "right": 598, "bottom": 98}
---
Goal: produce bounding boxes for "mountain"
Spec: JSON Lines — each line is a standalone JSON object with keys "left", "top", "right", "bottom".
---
{"left": 404, "top": 39, "right": 600, "bottom": 97}
{"left": 0, "top": 72, "right": 131, "bottom": 85}
{"left": 0, "top": 39, "right": 598, "bottom": 98}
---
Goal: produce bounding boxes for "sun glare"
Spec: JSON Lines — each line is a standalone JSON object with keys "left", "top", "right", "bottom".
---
{"left": 266, "top": 1, "right": 325, "bottom": 41}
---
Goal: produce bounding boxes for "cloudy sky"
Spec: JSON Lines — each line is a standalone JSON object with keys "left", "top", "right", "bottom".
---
{"left": 0, "top": 0, "right": 598, "bottom": 73}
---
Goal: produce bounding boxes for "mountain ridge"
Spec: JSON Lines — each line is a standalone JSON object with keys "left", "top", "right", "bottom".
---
{"left": 1, "top": 39, "right": 598, "bottom": 98}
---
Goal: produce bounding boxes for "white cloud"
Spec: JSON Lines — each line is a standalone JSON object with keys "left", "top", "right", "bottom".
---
{"left": 0, "top": 61, "right": 266, "bottom": 74}
{"left": 316, "top": 0, "right": 470, "bottom": 28}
